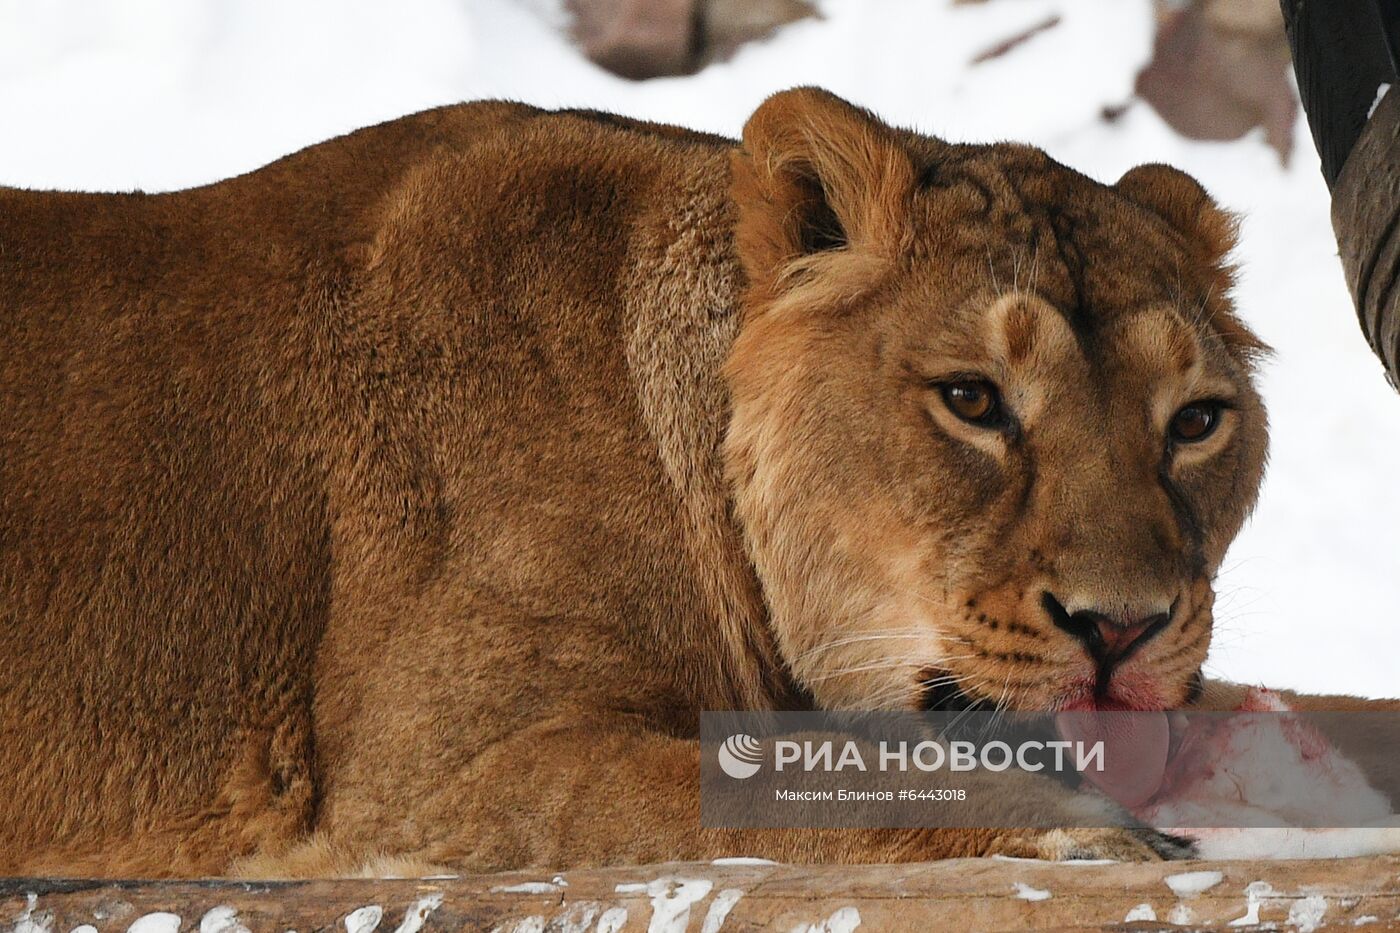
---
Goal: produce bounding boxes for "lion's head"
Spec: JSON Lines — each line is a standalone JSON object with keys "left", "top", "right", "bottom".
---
{"left": 724, "top": 88, "right": 1268, "bottom": 713}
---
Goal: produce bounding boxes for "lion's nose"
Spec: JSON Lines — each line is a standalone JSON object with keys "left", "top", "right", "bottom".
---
{"left": 1041, "top": 593, "right": 1173, "bottom": 668}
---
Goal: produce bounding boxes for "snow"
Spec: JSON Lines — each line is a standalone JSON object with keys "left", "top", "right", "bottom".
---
{"left": 1369, "top": 83, "right": 1392, "bottom": 120}
{"left": 594, "top": 908, "right": 628, "bottom": 933}
{"left": 1012, "top": 881, "right": 1052, "bottom": 901}
{"left": 1, "top": 0, "right": 1397, "bottom": 696}
{"left": 391, "top": 893, "right": 445, "bottom": 933}
{"left": 700, "top": 889, "right": 745, "bottom": 933}
{"left": 198, "top": 907, "right": 250, "bottom": 933}
{"left": 126, "top": 915, "right": 182, "bottom": 933}
{"left": 791, "top": 907, "right": 862, "bottom": 933}
{"left": 343, "top": 906, "right": 383, "bottom": 933}
{"left": 1288, "top": 894, "right": 1329, "bottom": 933}
{"left": 1164, "top": 870, "right": 1223, "bottom": 897}
{"left": 1194, "top": 826, "right": 1400, "bottom": 860}
{"left": 12, "top": 894, "right": 49, "bottom": 933}
{"left": 490, "top": 882, "right": 560, "bottom": 894}
{"left": 642, "top": 877, "right": 714, "bottom": 933}
{"left": 1166, "top": 903, "right": 1194, "bottom": 924}
{"left": 489, "top": 919, "right": 544, "bottom": 933}
{"left": 1124, "top": 903, "right": 1156, "bottom": 922}
{"left": 1228, "top": 880, "right": 1275, "bottom": 927}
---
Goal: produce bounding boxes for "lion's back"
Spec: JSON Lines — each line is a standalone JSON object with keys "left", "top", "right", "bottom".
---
{"left": 0, "top": 100, "right": 746, "bottom": 876}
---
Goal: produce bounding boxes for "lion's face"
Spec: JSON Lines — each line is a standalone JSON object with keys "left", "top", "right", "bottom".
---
{"left": 725, "top": 89, "right": 1267, "bottom": 713}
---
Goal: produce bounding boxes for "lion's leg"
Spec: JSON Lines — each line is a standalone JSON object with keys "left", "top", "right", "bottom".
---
{"left": 247, "top": 715, "right": 1188, "bottom": 878}
{"left": 230, "top": 833, "right": 454, "bottom": 880}
{"left": 477, "top": 719, "right": 1193, "bottom": 866}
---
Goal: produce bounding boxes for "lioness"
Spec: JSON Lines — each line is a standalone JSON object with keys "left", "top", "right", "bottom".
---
{"left": 0, "top": 88, "right": 1388, "bottom": 878}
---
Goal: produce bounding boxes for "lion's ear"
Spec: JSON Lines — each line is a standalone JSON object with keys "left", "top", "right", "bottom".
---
{"left": 1115, "top": 163, "right": 1237, "bottom": 269}
{"left": 1116, "top": 163, "right": 1267, "bottom": 358}
{"left": 731, "top": 87, "right": 916, "bottom": 307}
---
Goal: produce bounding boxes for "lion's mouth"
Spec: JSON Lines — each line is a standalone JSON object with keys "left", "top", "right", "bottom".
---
{"left": 1059, "top": 667, "right": 1206, "bottom": 712}
{"left": 917, "top": 667, "right": 1191, "bottom": 805}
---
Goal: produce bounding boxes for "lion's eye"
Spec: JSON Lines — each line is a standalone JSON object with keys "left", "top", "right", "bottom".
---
{"left": 1169, "top": 401, "right": 1222, "bottom": 443}
{"left": 940, "top": 380, "right": 1001, "bottom": 426}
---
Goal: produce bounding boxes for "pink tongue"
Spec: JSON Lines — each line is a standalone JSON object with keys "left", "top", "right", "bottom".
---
{"left": 1055, "top": 710, "right": 1170, "bottom": 809}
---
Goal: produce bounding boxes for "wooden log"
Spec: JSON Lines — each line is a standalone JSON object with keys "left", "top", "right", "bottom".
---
{"left": 5, "top": 855, "right": 1400, "bottom": 932}
{"left": 1333, "top": 84, "right": 1400, "bottom": 391}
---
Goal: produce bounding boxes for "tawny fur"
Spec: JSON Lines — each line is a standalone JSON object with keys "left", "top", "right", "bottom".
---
{"left": 0, "top": 89, "right": 1391, "bottom": 878}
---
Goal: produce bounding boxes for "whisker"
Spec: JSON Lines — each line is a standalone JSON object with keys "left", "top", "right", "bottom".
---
{"left": 878, "top": 585, "right": 945, "bottom": 609}
{"left": 850, "top": 661, "right": 989, "bottom": 711}
{"left": 807, "top": 654, "right": 981, "bottom": 684}
{"left": 791, "top": 631, "right": 928, "bottom": 664}
{"left": 805, "top": 660, "right": 921, "bottom": 683}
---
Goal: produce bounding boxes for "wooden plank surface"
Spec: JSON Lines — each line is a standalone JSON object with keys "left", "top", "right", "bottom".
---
{"left": 5, "top": 855, "right": 1400, "bottom": 931}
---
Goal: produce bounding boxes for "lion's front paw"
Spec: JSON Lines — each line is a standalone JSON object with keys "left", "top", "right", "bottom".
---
{"left": 1000, "top": 827, "right": 1197, "bottom": 862}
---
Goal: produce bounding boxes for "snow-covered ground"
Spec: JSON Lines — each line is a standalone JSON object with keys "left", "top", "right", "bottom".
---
{"left": 2, "top": 0, "right": 1396, "bottom": 697}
